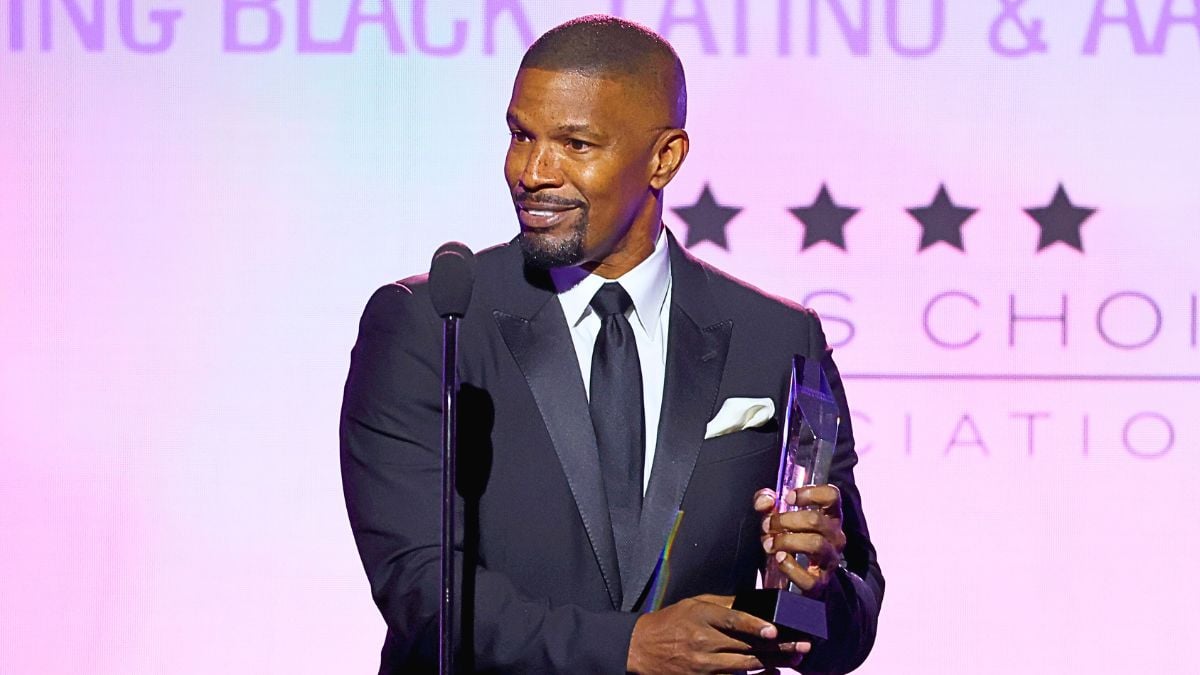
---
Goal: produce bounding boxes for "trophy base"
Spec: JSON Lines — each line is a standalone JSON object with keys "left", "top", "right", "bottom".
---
{"left": 732, "top": 589, "right": 828, "bottom": 641}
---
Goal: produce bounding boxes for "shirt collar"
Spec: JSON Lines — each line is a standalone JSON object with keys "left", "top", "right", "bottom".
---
{"left": 551, "top": 228, "right": 671, "bottom": 334}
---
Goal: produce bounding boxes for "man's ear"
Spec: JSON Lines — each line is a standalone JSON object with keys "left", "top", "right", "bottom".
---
{"left": 649, "top": 129, "right": 689, "bottom": 190}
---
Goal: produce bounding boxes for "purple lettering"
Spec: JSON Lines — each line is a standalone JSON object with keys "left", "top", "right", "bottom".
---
{"left": 660, "top": 0, "right": 719, "bottom": 55}
{"left": 412, "top": 0, "right": 465, "bottom": 56}
{"left": 808, "top": 0, "right": 869, "bottom": 56}
{"left": 1083, "top": 0, "right": 1152, "bottom": 55}
{"left": 944, "top": 414, "right": 988, "bottom": 456}
{"left": 1191, "top": 293, "right": 1197, "bottom": 348}
{"left": 9, "top": 0, "right": 24, "bottom": 50}
{"left": 118, "top": 0, "right": 180, "bottom": 53}
{"left": 223, "top": 0, "right": 281, "bottom": 53}
{"left": 296, "top": 0, "right": 339, "bottom": 53}
{"left": 1009, "top": 293, "right": 1067, "bottom": 347}
{"left": 850, "top": 410, "right": 872, "bottom": 454}
{"left": 802, "top": 290, "right": 855, "bottom": 348}
{"left": 734, "top": 0, "right": 749, "bottom": 55}
{"left": 296, "top": 0, "right": 398, "bottom": 54}
{"left": 923, "top": 291, "right": 980, "bottom": 349}
{"left": 1122, "top": 412, "right": 1174, "bottom": 459}
{"left": 484, "top": 0, "right": 533, "bottom": 55}
{"left": 1151, "top": 0, "right": 1200, "bottom": 52}
{"left": 40, "top": 0, "right": 103, "bottom": 51}
{"left": 779, "top": 0, "right": 793, "bottom": 55}
{"left": 885, "top": 0, "right": 943, "bottom": 57}
{"left": 1011, "top": 412, "right": 1049, "bottom": 456}
{"left": 1096, "top": 291, "right": 1162, "bottom": 350}
{"left": 340, "top": 0, "right": 405, "bottom": 52}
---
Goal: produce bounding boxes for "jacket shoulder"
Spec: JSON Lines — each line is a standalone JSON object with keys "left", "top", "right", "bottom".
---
{"left": 686, "top": 257, "right": 828, "bottom": 357}
{"left": 365, "top": 240, "right": 520, "bottom": 324}
{"left": 696, "top": 258, "right": 821, "bottom": 325}
{"left": 388, "top": 240, "right": 517, "bottom": 293}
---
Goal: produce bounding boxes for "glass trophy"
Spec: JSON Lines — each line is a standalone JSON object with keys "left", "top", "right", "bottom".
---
{"left": 732, "top": 354, "right": 839, "bottom": 642}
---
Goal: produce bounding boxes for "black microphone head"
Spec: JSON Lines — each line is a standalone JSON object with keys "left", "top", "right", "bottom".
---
{"left": 429, "top": 242, "right": 476, "bottom": 318}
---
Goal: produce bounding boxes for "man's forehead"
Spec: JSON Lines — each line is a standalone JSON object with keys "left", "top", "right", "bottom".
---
{"left": 511, "top": 68, "right": 632, "bottom": 102}
{"left": 509, "top": 68, "right": 666, "bottom": 126}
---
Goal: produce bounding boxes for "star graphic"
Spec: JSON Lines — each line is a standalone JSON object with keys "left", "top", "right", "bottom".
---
{"left": 789, "top": 183, "right": 858, "bottom": 251}
{"left": 1024, "top": 183, "right": 1096, "bottom": 253}
{"left": 907, "top": 183, "right": 978, "bottom": 252}
{"left": 672, "top": 183, "right": 741, "bottom": 249}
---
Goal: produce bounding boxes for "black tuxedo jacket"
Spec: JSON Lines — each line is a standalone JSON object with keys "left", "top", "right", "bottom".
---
{"left": 341, "top": 232, "right": 883, "bottom": 673}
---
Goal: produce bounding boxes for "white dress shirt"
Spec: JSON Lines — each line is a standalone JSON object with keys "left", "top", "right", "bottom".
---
{"left": 550, "top": 230, "right": 672, "bottom": 493}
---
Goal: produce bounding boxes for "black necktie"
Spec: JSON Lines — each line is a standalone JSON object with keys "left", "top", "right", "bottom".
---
{"left": 588, "top": 282, "right": 645, "bottom": 592}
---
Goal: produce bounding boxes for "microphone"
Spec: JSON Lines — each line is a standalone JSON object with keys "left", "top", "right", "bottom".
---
{"left": 428, "top": 241, "right": 474, "bottom": 675}
{"left": 429, "top": 242, "right": 476, "bottom": 318}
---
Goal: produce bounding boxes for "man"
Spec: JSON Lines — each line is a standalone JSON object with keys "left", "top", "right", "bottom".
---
{"left": 341, "top": 15, "right": 882, "bottom": 674}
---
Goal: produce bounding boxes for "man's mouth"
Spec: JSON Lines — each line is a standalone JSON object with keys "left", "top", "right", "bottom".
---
{"left": 517, "top": 203, "right": 580, "bottom": 229}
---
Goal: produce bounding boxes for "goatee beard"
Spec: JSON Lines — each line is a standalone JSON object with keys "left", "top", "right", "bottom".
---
{"left": 518, "top": 221, "right": 587, "bottom": 269}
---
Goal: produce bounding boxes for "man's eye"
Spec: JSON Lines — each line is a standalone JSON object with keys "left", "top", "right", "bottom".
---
{"left": 510, "top": 131, "right": 530, "bottom": 143}
{"left": 567, "top": 139, "right": 592, "bottom": 151}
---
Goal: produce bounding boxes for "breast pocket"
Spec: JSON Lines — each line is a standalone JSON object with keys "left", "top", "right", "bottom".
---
{"left": 694, "top": 421, "right": 780, "bottom": 467}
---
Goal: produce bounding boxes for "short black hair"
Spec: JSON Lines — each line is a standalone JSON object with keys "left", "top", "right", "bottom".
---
{"left": 519, "top": 14, "right": 687, "bottom": 127}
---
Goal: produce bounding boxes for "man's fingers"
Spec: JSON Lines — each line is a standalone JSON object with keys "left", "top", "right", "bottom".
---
{"left": 706, "top": 652, "right": 765, "bottom": 673}
{"left": 756, "top": 643, "right": 809, "bottom": 670}
{"left": 699, "top": 603, "right": 779, "bottom": 640}
{"left": 768, "top": 509, "right": 839, "bottom": 535}
{"left": 780, "top": 640, "right": 813, "bottom": 654}
{"left": 773, "top": 551, "right": 824, "bottom": 592}
{"left": 789, "top": 484, "right": 842, "bottom": 514}
{"left": 766, "top": 512, "right": 848, "bottom": 552}
{"left": 753, "top": 488, "right": 776, "bottom": 513}
{"left": 769, "top": 532, "right": 841, "bottom": 568}
{"left": 692, "top": 594, "right": 735, "bottom": 608}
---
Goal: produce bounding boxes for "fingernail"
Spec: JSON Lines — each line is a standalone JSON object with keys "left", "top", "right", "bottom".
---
{"left": 762, "top": 536, "right": 774, "bottom": 552}
{"left": 775, "top": 551, "right": 787, "bottom": 563}
{"left": 759, "top": 625, "right": 777, "bottom": 639}
{"left": 784, "top": 490, "right": 796, "bottom": 505}
{"left": 761, "top": 517, "right": 771, "bottom": 533}
{"left": 797, "top": 642, "right": 812, "bottom": 653}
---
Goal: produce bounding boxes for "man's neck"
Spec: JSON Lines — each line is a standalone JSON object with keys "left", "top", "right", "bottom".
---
{"left": 583, "top": 220, "right": 663, "bottom": 280}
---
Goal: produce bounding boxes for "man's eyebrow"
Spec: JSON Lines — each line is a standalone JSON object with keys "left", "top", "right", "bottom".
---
{"left": 556, "top": 123, "right": 595, "bottom": 135}
{"left": 505, "top": 113, "right": 607, "bottom": 139}
{"left": 554, "top": 123, "right": 612, "bottom": 142}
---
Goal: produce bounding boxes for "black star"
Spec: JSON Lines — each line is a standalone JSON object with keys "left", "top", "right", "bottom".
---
{"left": 1024, "top": 183, "right": 1096, "bottom": 253}
{"left": 672, "top": 183, "right": 741, "bottom": 250}
{"left": 907, "top": 183, "right": 977, "bottom": 252}
{"left": 789, "top": 183, "right": 858, "bottom": 251}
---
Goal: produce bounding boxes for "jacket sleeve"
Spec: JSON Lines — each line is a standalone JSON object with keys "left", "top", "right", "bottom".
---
{"left": 339, "top": 284, "right": 638, "bottom": 673}
{"left": 798, "top": 314, "right": 885, "bottom": 674}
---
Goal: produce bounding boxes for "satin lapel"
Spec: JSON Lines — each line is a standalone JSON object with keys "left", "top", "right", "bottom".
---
{"left": 494, "top": 301, "right": 623, "bottom": 610}
{"left": 622, "top": 234, "right": 732, "bottom": 611}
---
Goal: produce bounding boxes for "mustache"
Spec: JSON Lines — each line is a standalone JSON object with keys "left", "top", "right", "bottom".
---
{"left": 514, "top": 192, "right": 585, "bottom": 209}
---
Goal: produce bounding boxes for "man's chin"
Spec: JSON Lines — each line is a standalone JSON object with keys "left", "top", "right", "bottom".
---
{"left": 518, "top": 229, "right": 584, "bottom": 270}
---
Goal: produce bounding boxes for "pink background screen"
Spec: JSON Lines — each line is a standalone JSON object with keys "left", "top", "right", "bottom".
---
{"left": 2, "top": 1, "right": 1197, "bottom": 672}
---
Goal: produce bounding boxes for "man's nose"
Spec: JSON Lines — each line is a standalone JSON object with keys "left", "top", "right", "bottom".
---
{"left": 519, "top": 144, "right": 563, "bottom": 191}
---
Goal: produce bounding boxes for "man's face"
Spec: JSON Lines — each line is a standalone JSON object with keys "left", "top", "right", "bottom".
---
{"left": 505, "top": 68, "right": 663, "bottom": 269}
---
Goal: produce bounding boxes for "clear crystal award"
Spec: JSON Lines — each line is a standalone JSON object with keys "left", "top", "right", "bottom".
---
{"left": 732, "top": 354, "right": 839, "bottom": 642}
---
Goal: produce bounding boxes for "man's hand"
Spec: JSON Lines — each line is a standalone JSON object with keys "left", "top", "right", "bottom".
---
{"left": 626, "top": 594, "right": 807, "bottom": 674}
{"left": 754, "top": 486, "right": 847, "bottom": 595}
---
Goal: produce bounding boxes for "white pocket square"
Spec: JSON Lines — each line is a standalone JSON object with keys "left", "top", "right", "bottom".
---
{"left": 704, "top": 397, "right": 776, "bottom": 440}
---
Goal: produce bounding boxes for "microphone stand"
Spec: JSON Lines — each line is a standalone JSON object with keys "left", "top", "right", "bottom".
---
{"left": 440, "top": 314, "right": 460, "bottom": 675}
{"left": 430, "top": 240, "right": 473, "bottom": 674}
